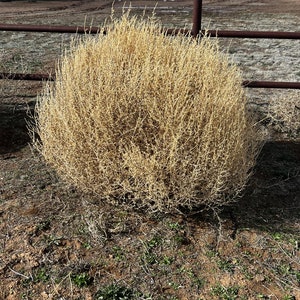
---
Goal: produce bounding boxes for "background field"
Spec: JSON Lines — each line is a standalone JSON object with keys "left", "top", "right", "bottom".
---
{"left": 0, "top": 1, "right": 299, "bottom": 299}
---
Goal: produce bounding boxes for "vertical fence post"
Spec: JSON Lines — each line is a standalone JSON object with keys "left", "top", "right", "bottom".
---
{"left": 192, "top": 0, "right": 202, "bottom": 37}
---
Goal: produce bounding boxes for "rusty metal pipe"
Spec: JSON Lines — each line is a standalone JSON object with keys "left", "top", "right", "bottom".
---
{"left": 205, "top": 29, "right": 300, "bottom": 39}
{"left": 1, "top": 23, "right": 300, "bottom": 39}
{"left": 0, "top": 72, "right": 55, "bottom": 81}
{"left": 192, "top": 0, "right": 202, "bottom": 38}
{"left": 1, "top": 72, "right": 300, "bottom": 89}
{"left": 242, "top": 80, "right": 300, "bottom": 89}
{"left": 0, "top": 23, "right": 189, "bottom": 36}
{"left": 0, "top": 23, "right": 101, "bottom": 34}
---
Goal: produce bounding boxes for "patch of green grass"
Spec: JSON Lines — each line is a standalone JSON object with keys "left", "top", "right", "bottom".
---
{"left": 167, "top": 221, "right": 183, "bottom": 231}
{"left": 277, "top": 263, "right": 293, "bottom": 277}
{"left": 188, "top": 271, "right": 204, "bottom": 290}
{"left": 112, "top": 246, "right": 125, "bottom": 261}
{"left": 205, "top": 247, "right": 218, "bottom": 258}
{"left": 272, "top": 232, "right": 285, "bottom": 241}
{"left": 161, "top": 255, "right": 174, "bottom": 265}
{"left": 141, "top": 250, "right": 159, "bottom": 265}
{"left": 33, "top": 267, "right": 50, "bottom": 283}
{"left": 171, "top": 233, "right": 188, "bottom": 246}
{"left": 211, "top": 284, "right": 239, "bottom": 300}
{"left": 217, "top": 258, "right": 236, "bottom": 273}
{"left": 82, "top": 242, "right": 92, "bottom": 249}
{"left": 282, "top": 295, "right": 296, "bottom": 300}
{"left": 94, "top": 284, "right": 140, "bottom": 300}
{"left": 146, "top": 236, "right": 162, "bottom": 249}
{"left": 140, "top": 236, "right": 163, "bottom": 266}
{"left": 71, "top": 272, "right": 93, "bottom": 288}
{"left": 166, "top": 221, "right": 189, "bottom": 247}
{"left": 240, "top": 265, "right": 254, "bottom": 280}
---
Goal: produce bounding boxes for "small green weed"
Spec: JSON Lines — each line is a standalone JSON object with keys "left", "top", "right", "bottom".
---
{"left": 272, "top": 232, "right": 284, "bottom": 241}
{"left": 35, "top": 219, "right": 51, "bottom": 234}
{"left": 172, "top": 233, "right": 187, "bottom": 246}
{"left": 277, "top": 263, "right": 292, "bottom": 276}
{"left": 94, "top": 284, "right": 138, "bottom": 300}
{"left": 178, "top": 267, "right": 204, "bottom": 290}
{"left": 205, "top": 248, "right": 218, "bottom": 258}
{"left": 141, "top": 250, "right": 158, "bottom": 265}
{"left": 112, "top": 246, "right": 125, "bottom": 261}
{"left": 146, "top": 236, "right": 162, "bottom": 249}
{"left": 283, "top": 295, "right": 296, "bottom": 300}
{"left": 240, "top": 265, "right": 254, "bottom": 280}
{"left": 71, "top": 272, "right": 93, "bottom": 288}
{"left": 167, "top": 221, "right": 183, "bottom": 231}
{"left": 161, "top": 255, "right": 174, "bottom": 265}
{"left": 211, "top": 284, "right": 239, "bottom": 300}
{"left": 217, "top": 258, "right": 236, "bottom": 273}
{"left": 140, "top": 236, "right": 162, "bottom": 265}
{"left": 33, "top": 267, "right": 50, "bottom": 283}
{"left": 82, "top": 242, "right": 92, "bottom": 249}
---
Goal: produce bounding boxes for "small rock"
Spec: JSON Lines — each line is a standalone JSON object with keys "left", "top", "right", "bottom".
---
{"left": 254, "top": 274, "right": 265, "bottom": 282}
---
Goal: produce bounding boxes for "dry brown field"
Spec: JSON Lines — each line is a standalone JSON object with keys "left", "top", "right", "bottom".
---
{"left": 0, "top": 1, "right": 299, "bottom": 299}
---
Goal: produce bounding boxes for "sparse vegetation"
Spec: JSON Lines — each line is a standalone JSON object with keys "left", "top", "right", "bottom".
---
{"left": 211, "top": 284, "right": 239, "bottom": 300}
{"left": 94, "top": 284, "right": 139, "bottom": 300}
{"left": 268, "top": 90, "right": 300, "bottom": 138}
{"left": 1, "top": 1, "right": 299, "bottom": 299}
{"left": 71, "top": 272, "right": 93, "bottom": 288}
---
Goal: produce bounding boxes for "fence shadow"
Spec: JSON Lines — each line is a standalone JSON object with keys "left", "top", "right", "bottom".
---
{"left": 0, "top": 101, "right": 35, "bottom": 156}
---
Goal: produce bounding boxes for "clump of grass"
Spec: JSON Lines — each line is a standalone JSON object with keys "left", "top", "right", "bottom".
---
{"left": 268, "top": 90, "right": 300, "bottom": 138}
{"left": 32, "top": 12, "right": 261, "bottom": 213}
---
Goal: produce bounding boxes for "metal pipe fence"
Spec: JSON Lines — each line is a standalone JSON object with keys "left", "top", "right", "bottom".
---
{"left": 1, "top": 23, "right": 300, "bottom": 39}
{"left": 0, "top": 0, "right": 299, "bottom": 89}
{"left": 1, "top": 72, "right": 300, "bottom": 90}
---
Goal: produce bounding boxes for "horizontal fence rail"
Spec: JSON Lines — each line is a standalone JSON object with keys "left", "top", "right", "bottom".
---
{"left": 242, "top": 81, "right": 300, "bottom": 89}
{"left": 1, "top": 23, "right": 300, "bottom": 39}
{"left": 1, "top": 72, "right": 300, "bottom": 89}
{"left": 0, "top": 23, "right": 101, "bottom": 34}
{"left": 0, "top": 72, "right": 54, "bottom": 81}
{"left": 206, "top": 30, "right": 300, "bottom": 39}
{"left": 0, "top": 0, "right": 300, "bottom": 89}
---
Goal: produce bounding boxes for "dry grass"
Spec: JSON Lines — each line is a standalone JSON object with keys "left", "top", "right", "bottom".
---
{"left": 268, "top": 90, "right": 300, "bottom": 139}
{"left": 32, "top": 12, "right": 262, "bottom": 213}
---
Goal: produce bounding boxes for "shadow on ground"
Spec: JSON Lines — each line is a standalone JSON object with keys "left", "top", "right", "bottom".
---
{"left": 219, "top": 141, "right": 300, "bottom": 236}
{"left": 0, "top": 101, "right": 35, "bottom": 156}
{"left": 1, "top": 105, "right": 299, "bottom": 236}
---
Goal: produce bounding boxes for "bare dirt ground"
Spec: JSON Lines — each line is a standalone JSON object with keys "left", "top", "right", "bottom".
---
{"left": 0, "top": 0, "right": 300, "bottom": 16}
{"left": 0, "top": 1, "right": 299, "bottom": 299}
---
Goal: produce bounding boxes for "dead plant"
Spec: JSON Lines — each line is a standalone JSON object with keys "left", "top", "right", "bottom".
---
{"left": 32, "top": 12, "right": 262, "bottom": 213}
